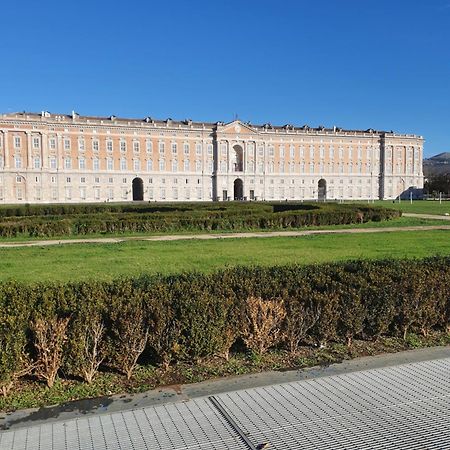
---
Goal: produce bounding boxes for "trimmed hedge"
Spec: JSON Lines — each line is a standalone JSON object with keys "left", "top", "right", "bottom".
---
{"left": 0, "top": 202, "right": 400, "bottom": 237}
{"left": 1, "top": 257, "right": 449, "bottom": 391}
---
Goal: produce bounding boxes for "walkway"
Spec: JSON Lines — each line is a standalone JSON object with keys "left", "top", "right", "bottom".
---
{"left": 1, "top": 223, "right": 450, "bottom": 248}
{"left": 1, "top": 347, "right": 449, "bottom": 449}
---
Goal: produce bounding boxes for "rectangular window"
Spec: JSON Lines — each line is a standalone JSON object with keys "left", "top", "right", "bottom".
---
{"left": 49, "top": 138, "right": 56, "bottom": 149}
{"left": 65, "top": 187, "right": 72, "bottom": 200}
{"left": 34, "top": 156, "right": 41, "bottom": 169}
{"left": 93, "top": 158, "right": 100, "bottom": 171}
{"left": 147, "top": 159, "right": 153, "bottom": 171}
{"left": 207, "top": 144, "right": 213, "bottom": 155}
{"left": 92, "top": 140, "right": 99, "bottom": 152}
{"left": 159, "top": 142, "right": 165, "bottom": 154}
{"left": 78, "top": 139, "right": 85, "bottom": 151}
{"left": 107, "top": 140, "right": 113, "bottom": 152}
{"left": 94, "top": 188, "right": 100, "bottom": 200}
{"left": 120, "top": 140, "right": 126, "bottom": 152}
{"left": 79, "top": 158, "right": 86, "bottom": 170}
{"left": 146, "top": 140, "right": 152, "bottom": 153}
{"left": 133, "top": 141, "right": 140, "bottom": 153}
{"left": 159, "top": 160, "right": 165, "bottom": 171}
{"left": 184, "top": 143, "right": 190, "bottom": 155}
{"left": 171, "top": 143, "right": 178, "bottom": 154}
{"left": 195, "top": 143, "right": 202, "bottom": 156}
{"left": 33, "top": 137, "right": 40, "bottom": 149}
{"left": 15, "top": 156, "right": 22, "bottom": 169}
{"left": 107, "top": 158, "right": 113, "bottom": 171}
{"left": 14, "top": 136, "right": 21, "bottom": 148}
{"left": 133, "top": 159, "right": 141, "bottom": 171}
{"left": 184, "top": 160, "right": 190, "bottom": 171}
{"left": 50, "top": 157, "right": 57, "bottom": 169}
{"left": 120, "top": 159, "right": 127, "bottom": 171}
{"left": 16, "top": 187, "right": 23, "bottom": 200}
{"left": 52, "top": 188, "right": 58, "bottom": 200}
{"left": 80, "top": 177, "right": 86, "bottom": 183}
{"left": 64, "top": 138, "right": 71, "bottom": 150}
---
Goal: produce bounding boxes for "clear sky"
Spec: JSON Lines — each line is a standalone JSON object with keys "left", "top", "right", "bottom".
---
{"left": 1, "top": 0, "right": 449, "bottom": 157}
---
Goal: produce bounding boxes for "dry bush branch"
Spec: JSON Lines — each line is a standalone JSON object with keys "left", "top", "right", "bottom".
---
{"left": 242, "top": 296, "right": 286, "bottom": 355}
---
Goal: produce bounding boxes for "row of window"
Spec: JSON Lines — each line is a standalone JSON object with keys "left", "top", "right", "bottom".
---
{"left": 2, "top": 137, "right": 421, "bottom": 162}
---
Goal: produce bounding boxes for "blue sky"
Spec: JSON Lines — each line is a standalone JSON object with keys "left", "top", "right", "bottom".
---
{"left": 1, "top": 0, "right": 449, "bottom": 157}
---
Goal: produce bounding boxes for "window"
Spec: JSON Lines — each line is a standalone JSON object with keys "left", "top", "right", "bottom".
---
{"left": 147, "top": 159, "right": 153, "bottom": 171}
{"left": 184, "top": 159, "right": 190, "bottom": 171}
{"left": 208, "top": 160, "right": 213, "bottom": 172}
{"left": 290, "top": 145, "right": 295, "bottom": 158}
{"left": 66, "top": 177, "right": 71, "bottom": 183}
{"left": 258, "top": 145, "right": 264, "bottom": 157}
{"left": 34, "top": 156, "right": 41, "bottom": 169}
{"left": 258, "top": 162, "right": 264, "bottom": 173}
{"left": 14, "top": 156, "right": 22, "bottom": 169}
{"left": 120, "top": 140, "right": 127, "bottom": 152}
{"left": 160, "top": 187, "right": 166, "bottom": 199}
{"left": 207, "top": 144, "right": 213, "bottom": 155}
{"left": 159, "top": 159, "right": 165, "bottom": 171}
{"left": 80, "top": 177, "right": 86, "bottom": 183}
{"left": 65, "top": 186, "right": 72, "bottom": 200}
{"left": 49, "top": 138, "right": 56, "bottom": 150}
{"left": 197, "top": 187, "right": 202, "bottom": 200}
{"left": 16, "top": 187, "right": 23, "bottom": 200}
{"left": 172, "top": 160, "right": 178, "bottom": 172}
{"left": 248, "top": 161, "right": 255, "bottom": 172}
{"left": 94, "top": 177, "right": 100, "bottom": 183}
{"left": 94, "top": 188, "right": 100, "bottom": 200}
{"left": 309, "top": 145, "right": 314, "bottom": 159}
{"left": 107, "top": 158, "right": 113, "bottom": 171}
{"left": 78, "top": 138, "right": 85, "bottom": 151}
{"left": 220, "top": 143, "right": 227, "bottom": 156}
{"left": 171, "top": 142, "right": 178, "bottom": 155}
{"left": 120, "top": 158, "right": 127, "bottom": 171}
{"left": 133, "top": 159, "right": 141, "bottom": 171}
{"left": 195, "top": 160, "right": 201, "bottom": 172}
{"left": 279, "top": 145, "right": 285, "bottom": 158}
{"left": 50, "top": 156, "right": 57, "bottom": 169}
{"left": 220, "top": 161, "right": 227, "bottom": 172}
{"left": 159, "top": 141, "right": 165, "bottom": 154}
{"left": 133, "top": 141, "right": 140, "bottom": 153}
{"left": 108, "top": 177, "right": 113, "bottom": 184}
{"left": 0, "top": 156, "right": 3, "bottom": 169}
{"left": 172, "top": 187, "right": 178, "bottom": 199}
{"left": 64, "top": 157, "right": 72, "bottom": 169}
{"left": 146, "top": 140, "right": 153, "bottom": 153}
{"left": 14, "top": 136, "right": 21, "bottom": 148}
{"left": 92, "top": 140, "right": 99, "bottom": 152}
{"left": 107, "top": 140, "right": 113, "bottom": 152}
{"left": 183, "top": 143, "right": 190, "bottom": 155}
{"left": 195, "top": 143, "right": 202, "bottom": 156}
{"left": 79, "top": 158, "right": 86, "bottom": 170}
{"left": 64, "top": 138, "right": 71, "bottom": 150}
{"left": 107, "top": 188, "right": 114, "bottom": 200}
{"left": 93, "top": 158, "right": 100, "bottom": 171}
{"left": 33, "top": 137, "right": 40, "bottom": 149}
{"left": 268, "top": 145, "right": 274, "bottom": 157}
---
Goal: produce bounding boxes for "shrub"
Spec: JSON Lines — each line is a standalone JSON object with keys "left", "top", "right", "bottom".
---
{"left": 242, "top": 296, "right": 286, "bottom": 355}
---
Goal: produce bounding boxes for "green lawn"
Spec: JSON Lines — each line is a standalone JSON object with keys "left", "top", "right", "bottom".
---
{"left": 363, "top": 200, "right": 450, "bottom": 216}
{"left": 1, "top": 229, "right": 449, "bottom": 283}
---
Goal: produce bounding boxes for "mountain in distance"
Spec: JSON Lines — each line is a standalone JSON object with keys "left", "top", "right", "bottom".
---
{"left": 423, "top": 152, "right": 450, "bottom": 177}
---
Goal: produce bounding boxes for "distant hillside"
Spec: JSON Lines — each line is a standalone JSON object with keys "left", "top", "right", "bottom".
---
{"left": 423, "top": 152, "right": 450, "bottom": 177}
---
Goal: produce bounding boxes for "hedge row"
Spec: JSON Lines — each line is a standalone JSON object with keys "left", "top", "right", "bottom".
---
{"left": 1, "top": 257, "right": 449, "bottom": 392}
{"left": 0, "top": 204, "right": 400, "bottom": 237}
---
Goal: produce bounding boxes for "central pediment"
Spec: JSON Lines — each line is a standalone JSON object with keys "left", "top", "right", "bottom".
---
{"left": 217, "top": 120, "right": 259, "bottom": 135}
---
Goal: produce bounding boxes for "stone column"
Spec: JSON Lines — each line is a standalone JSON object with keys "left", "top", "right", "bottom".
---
{"left": 41, "top": 132, "right": 48, "bottom": 169}
{"left": 26, "top": 132, "right": 32, "bottom": 168}
{"left": 3, "top": 131, "right": 9, "bottom": 169}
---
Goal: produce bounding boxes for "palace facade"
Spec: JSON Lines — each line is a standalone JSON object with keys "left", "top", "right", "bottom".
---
{"left": 0, "top": 111, "right": 424, "bottom": 204}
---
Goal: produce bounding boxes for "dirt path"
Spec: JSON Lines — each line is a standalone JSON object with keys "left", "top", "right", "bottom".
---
{"left": 403, "top": 212, "right": 450, "bottom": 220}
{"left": 0, "top": 224, "right": 449, "bottom": 248}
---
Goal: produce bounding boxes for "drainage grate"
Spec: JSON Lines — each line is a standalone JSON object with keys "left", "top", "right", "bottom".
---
{"left": 1, "top": 357, "right": 449, "bottom": 449}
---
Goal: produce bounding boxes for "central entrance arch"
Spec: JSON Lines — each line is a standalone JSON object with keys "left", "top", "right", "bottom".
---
{"left": 234, "top": 178, "right": 243, "bottom": 200}
{"left": 132, "top": 177, "right": 144, "bottom": 201}
{"left": 318, "top": 179, "right": 327, "bottom": 201}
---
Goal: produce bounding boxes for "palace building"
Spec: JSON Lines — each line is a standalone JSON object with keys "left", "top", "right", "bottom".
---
{"left": 0, "top": 111, "right": 424, "bottom": 204}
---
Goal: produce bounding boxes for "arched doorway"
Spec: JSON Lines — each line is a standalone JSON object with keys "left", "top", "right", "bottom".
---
{"left": 232, "top": 145, "right": 244, "bottom": 172}
{"left": 318, "top": 179, "right": 326, "bottom": 201}
{"left": 132, "top": 177, "right": 144, "bottom": 201}
{"left": 234, "top": 178, "right": 243, "bottom": 200}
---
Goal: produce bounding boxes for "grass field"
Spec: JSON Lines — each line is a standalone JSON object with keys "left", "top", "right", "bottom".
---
{"left": 365, "top": 200, "right": 450, "bottom": 215}
{"left": 1, "top": 229, "right": 449, "bottom": 283}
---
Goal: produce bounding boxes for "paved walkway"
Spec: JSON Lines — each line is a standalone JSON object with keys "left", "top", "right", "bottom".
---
{"left": 403, "top": 212, "right": 450, "bottom": 220}
{"left": 1, "top": 346, "right": 449, "bottom": 449}
{"left": 1, "top": 223, "right": 450, "bottom": 248}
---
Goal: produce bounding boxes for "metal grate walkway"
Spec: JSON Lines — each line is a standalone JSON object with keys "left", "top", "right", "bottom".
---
{"left": 1, "top": 357, "right": 449, "bottom": 449}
